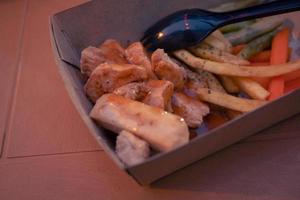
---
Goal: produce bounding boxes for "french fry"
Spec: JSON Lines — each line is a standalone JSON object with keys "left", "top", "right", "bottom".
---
{"left": 251, "top": 77, "right": 271, "bottom": 89}
{"left": 218, "top": 75, "right": 240, "bottom": 93}
{"left": 195, "top": 69, "right": 226, "bottom": 93}
{"left": 232, "top": 77, "right": 270, "bottom": 100}
{"left": 204, "top": 35, "right": 228, "bottom": 52}
{"left": 196, "top": 88, "right": 266, "bottom": 112}
{"left": 174, "top": 50, "right": 300, "bottom": 77}
{"left": 189, "top": 44, "right": 249, "bottom": 65}
{"left": 211, "top": 30, "right": 232, "bottom": 52}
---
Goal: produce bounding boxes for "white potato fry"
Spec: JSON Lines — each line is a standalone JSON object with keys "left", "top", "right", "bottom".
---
{"left": 174, "top": 50, "right": 300, "bottom": 77}
{"left": 196, "top": 88, "right": 266, "bottom": 112}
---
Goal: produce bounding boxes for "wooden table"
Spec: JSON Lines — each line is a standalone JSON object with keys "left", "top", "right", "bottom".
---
{"left": 1, "top": 1, "right": 300, "bottom": 199}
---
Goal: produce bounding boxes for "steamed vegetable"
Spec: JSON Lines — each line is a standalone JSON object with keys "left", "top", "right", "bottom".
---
{"left": 220, "top": 21, "right": 255, "bottom": 33}
{"left": 231, "top": 44, "right": 246, "bottom": 55}
{"left": 225, "top": 18, "right": 282, "bottom": 46}
{"left": 285, "top": 78, "right": 300, "bottom": 93}
{"left": 284, "top": 69, "right": 300, "bottom": 82}
{"left": 238, "top": 28, "right": 277, "bottom": 59}
{"left": 268, "top": 28, "right": 290, "bottom": 100}
{"left": 249, "top": 50, "right": 271, "bottom": 62}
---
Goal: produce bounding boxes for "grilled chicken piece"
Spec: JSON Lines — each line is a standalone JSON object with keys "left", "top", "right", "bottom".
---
{"left": 113, "top": 82, "right": 149, "bottom": 101}
{"left": 80, "top": 39, "right": 127, "bottom": 77}
{"left": 151, "top": 49, "right": 187, "bottom": 90}
{"left": 125, "top": 42, "right": 157, "bottom": 79}
{"left": 143, "top": 80, "right": 174, "bottom": 111}
{"left": 116, "top": 130, "right": 150, "bottom": 166}
{"left": 172, "top": 93, "right": 210, "bottom": 128}
{"left": 85, "top": 64, "right": 148, "bottom": 102}
{"left": 80, "top": 47, "right": 104, "bottom": 77}
{"left": 100, "top": 39, "right": 128, "bottom": 64}
{"left": 90, "top": 94, "right": 189, "bottom": 152}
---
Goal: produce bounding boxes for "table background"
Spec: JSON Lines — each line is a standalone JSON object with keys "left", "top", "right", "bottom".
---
{"left": 0, "top": 0, "right": 300, "bottom": 199}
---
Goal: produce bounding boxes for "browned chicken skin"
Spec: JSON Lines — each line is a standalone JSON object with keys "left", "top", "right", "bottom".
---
{"left": 143, "top": 80, "right": 174, "bottom": 111}
{"left": 90, "top": 94, "right": 189, "bottom": 152}
{"left": 125, "top": 42, "right": 157, "bottom": 79}
{"left": 84, "top": 63, "right": 148, "bottom": 102}
{"left": 113, "top": 82, "right": 149, "bottom": 101}
{"left": 172, "top": 93, "right": 210, "bottom": 128}
{"left": 80, "top": 39, "right": 127, "bottom": 77}
{"left": 100, "top": 39, "right": 128, "bottom": 64}
{"left": 151, "top": 49, "right": 187, "bottom": 90}
{"left": 113, "top": 80, "right": 174, "bottom": 112}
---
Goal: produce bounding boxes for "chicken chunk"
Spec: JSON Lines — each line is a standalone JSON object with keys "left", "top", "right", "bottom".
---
{"left": 85, "top": 63, "right": 148, "bottom": 102}
{"left": 100, "top": 39, "right": 128, "bottom": 64}
{"left": 172, "top": 92, "right": 210, "bottom": 128}
{"left": 113, "top": 82, "right": 149, "bottom": 101}
{"left": 151, "top": 49, "right": 186, "bottom": 90}
{"left": 116, "top": 130, "right": 150, "bottom": 166}
{"left": 80, "top": 46, "right": 105, "bottom": 77}
{"left": 143, "top": 80, "right": 174, "bottom": 111}
{"left": 125, "top": 42, "right": 157, "bottom": 79}
{"left": 90, "top": 94, "right": 189, "bottom": 152}
{"left": 80, "top": 39, "right": 127, "bottom": 77}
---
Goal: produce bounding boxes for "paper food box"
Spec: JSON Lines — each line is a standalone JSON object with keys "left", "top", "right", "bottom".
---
{"left": 50, "top": 0, "right": 300, "bottom": 185}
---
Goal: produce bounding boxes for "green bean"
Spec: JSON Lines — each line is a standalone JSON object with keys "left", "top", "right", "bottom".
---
{"left": 225, "top": 18, "right": 282, "bottom": 46}
{"left": 220, "top": 21, "right": 255, "bottom": 33}
{"left": 238, "top": 28, "right": 278, "bottom": 59}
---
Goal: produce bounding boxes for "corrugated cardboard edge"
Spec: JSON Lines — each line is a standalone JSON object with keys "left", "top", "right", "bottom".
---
{"left": 49, "top": 16, "right": 126, "bottom": 170}
{"left": 128, "top": 90, "right": 300, "bottom": 184}
{"left": 49, "top": 0, "right": 300, "bottom": 185}
{"left": 50, "top": 13, "right": 300, "bottom": 184}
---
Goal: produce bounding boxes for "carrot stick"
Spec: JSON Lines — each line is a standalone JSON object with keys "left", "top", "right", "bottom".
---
{"left": 284, "top": 69, "right": 300, "bottom": 82}
{"left": 268, "top": 28, "right": 290, "bottom": 100}
{"left": 250, "top": 62, "right": 270, "bottom": 66}
{"left": 249, "top": 50, "right": 271, "bottom": 62}
{"left": 248, "top": 48, "right": 291, "bottom": 63}
{"left": 284, "top": 78, "right": 300, "bottom": 93}
{"left": 231, "top": 44, "right": 246, "bottom": 55}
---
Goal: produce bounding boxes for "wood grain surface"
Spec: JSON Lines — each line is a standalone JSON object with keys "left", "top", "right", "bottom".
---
{"left": 0, "top": 0, "right": 299, "bottom": 199}
{"left": 0, "top": 0, "right": 27, "bottom": 157}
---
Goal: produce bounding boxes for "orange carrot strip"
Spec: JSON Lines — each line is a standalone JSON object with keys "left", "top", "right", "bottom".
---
{"left": 250, "top": 62, "right": 270, "bottom": 66}
{"left": 232, "top": 44, "right": 246, "bottom": 55}
{"left": 284, "top": 78, "right": 300, "bottom": 93}
{"left": 249, "top": 50, "right": 271, "bottom": 62}
{"left": 268, "top": 77, "right": 285, "bottom": 99}
{"left": 249, "top": 48, "right": 292, "bottom": 63}
{"left": 268, "top": 28, "right": 290, "bottom": 100}
{"left": 284, "top": 69, "right": 300, "bottom": 82}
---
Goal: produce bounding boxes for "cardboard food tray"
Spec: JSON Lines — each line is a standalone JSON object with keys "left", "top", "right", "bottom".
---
{"left": 49, "top": 0, "right": 300, "bottom": 185}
